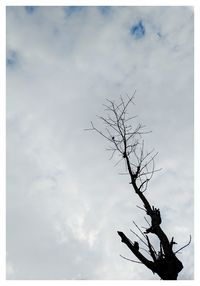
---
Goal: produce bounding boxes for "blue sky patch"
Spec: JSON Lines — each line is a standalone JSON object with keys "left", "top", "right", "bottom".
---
{"left": 65, "top": 6, "right": 85, "bottom": 16}
{"left": 25, "top": 6, "right": 37, "bottom": 14}
{"left": 98, "top": 6, "right": 111, "bottom": 15}
{"left": 6, "top": 50, "right": 17, "bottom": 67}
{"left": 157, "top": 31, "right": 162, "bottom": 38}
{"left": 130, "top": 21, "right": 145, "bottom": 39}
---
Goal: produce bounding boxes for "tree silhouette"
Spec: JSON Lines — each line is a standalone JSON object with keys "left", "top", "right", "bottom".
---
{"left": 87, "top": 94, "right": 191, "bottom": 280}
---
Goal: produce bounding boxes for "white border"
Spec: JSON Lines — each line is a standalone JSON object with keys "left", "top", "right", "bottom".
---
{"left": 0, "top": 0, "right": 198, "bottom": 285}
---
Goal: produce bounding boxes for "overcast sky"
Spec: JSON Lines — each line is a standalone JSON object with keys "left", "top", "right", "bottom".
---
{"left": 6, "top": 6, "right": 193, "bottom": 280}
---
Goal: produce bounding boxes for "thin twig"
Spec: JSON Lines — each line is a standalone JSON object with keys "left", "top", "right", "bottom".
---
{"left": 144, "top": 216, "right": 151, "bottom": 227}
{"left": 174, "top": 235, "right": 192, "bottom": 254}
{"left": 136, "top": 205, "right": 146, "bottom": 212}
{"left": 132, "top": 220, "right": 147, "bottom": 240}
{"left": 130, "top": 228, "right": 149, "bottom": 247}
{"left": 120, "top": 254, "right": 142, "bottom": 264}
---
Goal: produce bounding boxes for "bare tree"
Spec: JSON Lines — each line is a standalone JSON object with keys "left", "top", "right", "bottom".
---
{"left": 86, "top": 94, "right": 191, "bottom": 280}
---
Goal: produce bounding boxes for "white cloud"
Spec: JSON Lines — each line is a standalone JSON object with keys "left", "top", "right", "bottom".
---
{"left": 6, "top": 6, "right": 193, "bottom": 279}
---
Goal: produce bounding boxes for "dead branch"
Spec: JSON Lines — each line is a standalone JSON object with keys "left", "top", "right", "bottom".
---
{"left": 174, "top": 235, "right": 192, "bottom": 254}
{"left": 120, "top": 254, "right": 142, "bottom": 264}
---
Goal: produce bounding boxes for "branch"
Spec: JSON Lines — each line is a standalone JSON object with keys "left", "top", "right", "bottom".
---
{"left": 130, "top": 228, "right": 149, "bottom": 248}
{"left": 117, "top": 231, "right": 156, "bottom": 273}
{"left": 120, "top": 254, "right": 142, "bottom": 264}
{"left": 174, "top": 235, "right": 192, "bottom": 254}
{"left": 146, "top": 235, "right": 157, "bottom": 262}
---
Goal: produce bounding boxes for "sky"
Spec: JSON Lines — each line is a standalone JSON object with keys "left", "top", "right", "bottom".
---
{"left": 6, "top": 6, "right": 194, "bottom": 280}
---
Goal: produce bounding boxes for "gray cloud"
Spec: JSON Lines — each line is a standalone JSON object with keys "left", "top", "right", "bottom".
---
{"left": 6, "top": 6, "right": 193, "bottom": 279}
